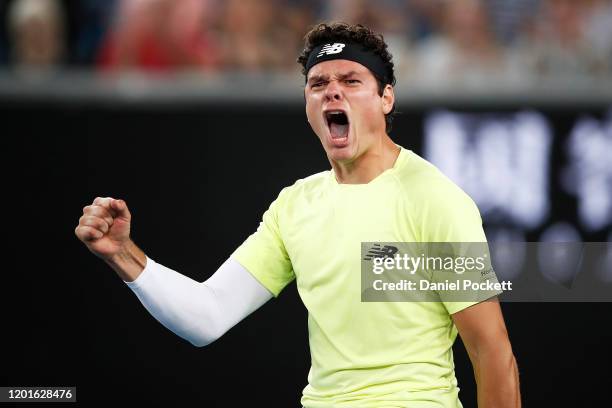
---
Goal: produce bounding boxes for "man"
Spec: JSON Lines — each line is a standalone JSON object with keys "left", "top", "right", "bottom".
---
{"left": 75, "top": 23, "right": 520, "bottom": 407}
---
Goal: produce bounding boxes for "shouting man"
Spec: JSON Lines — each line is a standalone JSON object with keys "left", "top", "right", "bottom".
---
{"left": 76, "top": 22, "right": 520, "bottom": 408}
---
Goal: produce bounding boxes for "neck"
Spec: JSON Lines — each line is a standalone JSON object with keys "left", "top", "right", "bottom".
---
{"left": 331, "top": 136, "right": 400, "bottom": 184}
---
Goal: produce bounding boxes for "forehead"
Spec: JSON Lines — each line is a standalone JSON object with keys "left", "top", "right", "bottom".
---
{"left": 307, "top": 59, "right": 373, "bottom": 80}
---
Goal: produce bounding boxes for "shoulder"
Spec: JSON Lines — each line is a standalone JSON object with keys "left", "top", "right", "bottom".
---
{"left": 393, "top": 150, "right": 483, "bottom": 241}
{"left": 394, "top": 150, "right": 476, "bottom": 210}
{"left": 274, "top": 170, "right": 330, "bottom": 204}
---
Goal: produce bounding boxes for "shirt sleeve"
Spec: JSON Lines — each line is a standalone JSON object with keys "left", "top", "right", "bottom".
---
{"left": 230, "top": 189, "right": 295, "bottom": 297}
{"left": 421, "top": 181, "right": 503, "bottom": 315}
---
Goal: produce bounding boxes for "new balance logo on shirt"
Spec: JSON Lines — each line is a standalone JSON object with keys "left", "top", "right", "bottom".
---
{"left": 363, "top": 244, "right": 399, "bottom": 261}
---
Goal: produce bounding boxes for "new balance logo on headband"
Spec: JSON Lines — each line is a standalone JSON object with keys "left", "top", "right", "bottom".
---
{"left": 317, "top": 43, "right": 346, "bottom": 58}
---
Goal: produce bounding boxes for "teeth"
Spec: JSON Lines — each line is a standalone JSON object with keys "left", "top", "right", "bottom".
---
{"left": 326, "top": 111, "right": 345, "bottom": 120}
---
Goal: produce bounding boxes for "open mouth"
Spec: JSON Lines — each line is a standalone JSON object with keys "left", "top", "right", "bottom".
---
{"left": 325, "top": 110, "right": 349, "bottom": 142}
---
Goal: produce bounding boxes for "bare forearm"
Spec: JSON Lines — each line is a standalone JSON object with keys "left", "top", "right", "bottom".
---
{"left": 104, "top": 239, "right": 146, "bottom": 282}
{"left": 473, "top": 348, "right": 520, "bottom": 408}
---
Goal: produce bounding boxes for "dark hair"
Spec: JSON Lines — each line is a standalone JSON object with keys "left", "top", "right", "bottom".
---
{"left": 297, "top": 22, "right": 397, "bottom": 133}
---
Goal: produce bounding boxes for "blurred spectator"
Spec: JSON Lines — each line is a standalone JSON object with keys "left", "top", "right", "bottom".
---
{"left": 0, "top": 2, "right": 9, "bottom": 65}
{"left": 322, "top": 0, "right": 388, "bottom": 30}
{"left": 524, "top": 0, "right": 602, "bottom": 78}
{"left": 284, "top": 0, "right": 320, "bottom": 59}
{"left": 7, "top": 0, "right": 65, "bottom": 71}
{"left": 98, "top": 0, "right": 222, "bottom": 72}
{"left": 486, "top": 0, "right": 540, "bottom": 46}
{"left": 218, "top": 0, "right": 308, "bottom": 71}
{"left": 583, "top": 0, "right": 612, "bottom": 75}
{"left": 414, "top": 0, "right": 524, "bottom": 86}
{"left": 404, "top": 0, "right": 445, "bottom": 42}
{"left": 73, "top": 0, "right": 117, "bottom": 65}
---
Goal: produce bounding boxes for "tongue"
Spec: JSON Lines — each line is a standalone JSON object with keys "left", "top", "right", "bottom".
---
{"left": 330, "top": 122, "right": 348, "bottom": 139}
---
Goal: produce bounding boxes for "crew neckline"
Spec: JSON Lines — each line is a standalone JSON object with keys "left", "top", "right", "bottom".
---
{"left": 330, "top": 144, "right": 408, "bottom": 186}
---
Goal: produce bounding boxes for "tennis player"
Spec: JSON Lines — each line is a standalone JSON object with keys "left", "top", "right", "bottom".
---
{"left": 76, "top": 22, "right": 520, "bottom": 408}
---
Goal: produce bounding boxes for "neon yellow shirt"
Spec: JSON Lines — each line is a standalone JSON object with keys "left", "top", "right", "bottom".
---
{"left": 232, "top": 145, "right": 499, "bottom": 407}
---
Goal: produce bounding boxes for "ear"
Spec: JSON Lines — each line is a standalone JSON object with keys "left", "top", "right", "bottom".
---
{"left": 381, "top": 84, "right": 394, "bottom": 115}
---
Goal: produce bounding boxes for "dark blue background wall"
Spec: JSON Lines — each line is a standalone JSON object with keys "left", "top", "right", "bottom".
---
{"left": 2, "top": 101, "right": 611, "bottom": 406}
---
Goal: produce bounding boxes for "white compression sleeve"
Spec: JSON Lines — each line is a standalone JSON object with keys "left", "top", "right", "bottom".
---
{"left": 124, "top": 256, "right": 273, "bottom": 347}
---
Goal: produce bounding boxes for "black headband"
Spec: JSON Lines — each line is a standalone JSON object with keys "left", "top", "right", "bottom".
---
{"left": 305, "top": 42, "right": 391, "bottom": 85}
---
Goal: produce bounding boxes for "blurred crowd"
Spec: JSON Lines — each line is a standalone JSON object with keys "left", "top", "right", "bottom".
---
{"left": 1, "top": 0, "right": 611, "bottom": 83}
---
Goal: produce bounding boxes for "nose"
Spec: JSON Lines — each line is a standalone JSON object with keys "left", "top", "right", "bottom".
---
{"left": 324, "top": 80, "right": 343, "bottom": 102}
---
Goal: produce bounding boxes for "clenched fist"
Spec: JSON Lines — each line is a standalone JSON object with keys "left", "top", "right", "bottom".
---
{"left": 75, "top": 197, "right": 131, "bottom": 259}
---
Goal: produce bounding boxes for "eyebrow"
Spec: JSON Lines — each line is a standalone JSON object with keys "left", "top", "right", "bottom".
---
{"left": 307, "top": 71, "right": 362, "bottom": 85}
